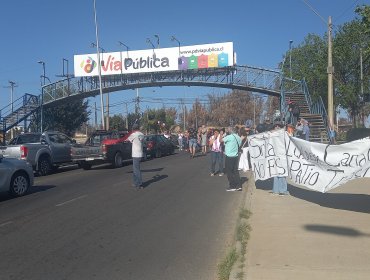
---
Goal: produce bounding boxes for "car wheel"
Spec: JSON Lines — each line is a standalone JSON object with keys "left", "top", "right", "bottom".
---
{"left": 81, "top": 162, "right": 92, "bottom": 170}
{"left": 155, "top": 149, "right": 162, "bottom": 158}
{"left": 9, "top": 171, "right": 30, "bottom": 197}
{"left": 38, "top": 156, "right": 51, "bottom": 176}
{"left": 113, "top": 152, "right": 123, "bottom": 168}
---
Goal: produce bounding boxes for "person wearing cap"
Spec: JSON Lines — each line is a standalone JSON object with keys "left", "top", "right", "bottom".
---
{"left": 127, "top": 124, "right": 144, "bottom": 190}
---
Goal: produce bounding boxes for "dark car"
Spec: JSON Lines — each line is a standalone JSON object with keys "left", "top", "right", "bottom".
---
{"left": 144, "top": 134, "right": 175, "bottom": 158}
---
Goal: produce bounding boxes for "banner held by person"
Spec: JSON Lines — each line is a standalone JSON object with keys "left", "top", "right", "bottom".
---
{"left": 247, "top": 129, "right": 370, "bottom": 193}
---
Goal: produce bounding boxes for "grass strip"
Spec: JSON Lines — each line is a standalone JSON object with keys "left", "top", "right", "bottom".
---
{"left": 218, "top": 248, "right": 238, "bottom": 280}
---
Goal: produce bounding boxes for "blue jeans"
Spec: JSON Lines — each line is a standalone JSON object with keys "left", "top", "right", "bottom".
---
{"left": 132, "top": 157, "right": 142, "bottom": 187}
{"left": 211, "top": 151, "right": 223, "bottom": 174}
{"left": 272, "top": 176, "right": 288, "bottom": 194}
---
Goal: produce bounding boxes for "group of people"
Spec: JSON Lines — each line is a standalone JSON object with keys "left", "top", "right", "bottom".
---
{"left": 126, "top": 115, "right": 309, "bottom": 193}
{"left": 179, "top": 125, "right": 250, "bottom": 192}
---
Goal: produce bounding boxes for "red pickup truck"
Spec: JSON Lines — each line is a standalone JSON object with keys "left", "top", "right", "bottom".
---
{"left": 71, "top": 130, "right": 133, "bottom": 170}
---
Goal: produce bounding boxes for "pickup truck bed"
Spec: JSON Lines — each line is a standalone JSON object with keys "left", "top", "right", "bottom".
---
{"left": 71, "top": 131, "right": 132, "bottom": 170}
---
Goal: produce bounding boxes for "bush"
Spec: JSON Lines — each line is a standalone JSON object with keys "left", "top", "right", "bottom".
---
{"left": 346, "top": 128, "right": 370, "bottom": 142}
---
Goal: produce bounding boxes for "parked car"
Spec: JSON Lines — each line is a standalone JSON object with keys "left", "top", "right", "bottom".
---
{"left": 144, "top": 134, "right": 175, "bottom": 158}
{"left": 0, "top": 131, "right": 75, "bottom": 176}
{"left": 0, "top": 154, "right": 34, "bottom": 197}
{"left": 71, "top": 130, "right": 132, "bottom": 170}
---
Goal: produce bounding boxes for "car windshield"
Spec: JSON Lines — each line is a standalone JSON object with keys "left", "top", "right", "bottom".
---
{"left": 9, "top": 134, "right": 41, "bottom": 145}
{"left": 88, "top": 133, "right": 115, "bottom": 145}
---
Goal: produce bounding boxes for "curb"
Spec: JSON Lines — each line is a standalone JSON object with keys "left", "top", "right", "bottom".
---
{"left": 229, "top": 171, "right": 255, "bottom": 280}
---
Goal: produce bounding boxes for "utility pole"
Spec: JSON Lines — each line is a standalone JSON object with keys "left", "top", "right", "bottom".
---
{"left": 125, "top": 102, "right": 128, "bottom": 129}
{"left": 360, "top": 47, "right": 365, "bottom": 126}
{"left": 93, "top": 0, "right": 105, "bottom": 130}
{"left": 94, "top": 102, "right": 97, "bottom": 128}
{"left": 4, "top": 81, "right": 18, "bottom": 139}
{"left": 106, "top": 94, "right": 110, "bottom": 130}
{"left": 4, "top": 81, "right": 18, "bottom": 113}
{"left": 135, "top": 88, "right": 140, "bottom": 115}
{"left": 289, "top": 40, "right": 293, "bottom": 79}
{"left": 327, "top": 16, "right": 334, "bottom": 128}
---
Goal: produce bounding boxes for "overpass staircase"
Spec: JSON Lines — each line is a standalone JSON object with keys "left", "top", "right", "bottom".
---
{"left": 283, "top": 80, "right": 330, "bottom": 144}
{"left": 0, "top": 94, "right": 40, "bottom": 141}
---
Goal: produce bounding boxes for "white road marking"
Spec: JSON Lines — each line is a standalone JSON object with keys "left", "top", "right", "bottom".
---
{"left": 56, "top": 195, "right": 88, "bottom": 207}
{"left": 0, "top": 221, "right": 13, "bottom": 228}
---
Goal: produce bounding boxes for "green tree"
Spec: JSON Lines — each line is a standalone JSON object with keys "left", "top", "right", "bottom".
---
{"left": 285, "top": 34, "right": 327, "bottom": 101}
{"left": 30, "top": 99, "right": 90, "bottom": 137}
{"left": 109, "top": 114, "right": 127, "bottom": 131}
{"left": 333, "top": 19, "right": 370, "bottom": 126}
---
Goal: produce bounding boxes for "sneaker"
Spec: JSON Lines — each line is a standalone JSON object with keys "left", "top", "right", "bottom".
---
{"left": 279, "top": 192, "right": 290, "bottom": 196}
{"left": 226, "top": 188, "right": 237, "bottom": 192}
{"left": 235, "top": 187, "right": 242, "bottom": 191}
{"left": 210, "top": 173, "right": 215, "bottom": 176}
{"left": 218, "top": 173, "right": 224, "bottom": 176}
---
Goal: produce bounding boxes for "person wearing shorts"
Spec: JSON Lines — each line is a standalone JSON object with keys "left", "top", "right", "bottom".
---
{"left": 188, "top": 127, "right": 197, "bottom": 158}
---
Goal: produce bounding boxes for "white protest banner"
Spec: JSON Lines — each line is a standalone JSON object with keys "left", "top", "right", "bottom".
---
{"left": 248, "top": 129, "right": 370, "bottom": 193}
{"left": 247, "top": 129, "right": 289, "bottom": 179}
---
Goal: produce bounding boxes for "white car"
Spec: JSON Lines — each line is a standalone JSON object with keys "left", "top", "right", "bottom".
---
{"left": 0, "top": 154, "right": 34, "bottom": 197}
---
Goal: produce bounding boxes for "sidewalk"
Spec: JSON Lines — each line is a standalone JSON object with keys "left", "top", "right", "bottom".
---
{"left": 244, "top": 176, "right": 370, "bottom": 280}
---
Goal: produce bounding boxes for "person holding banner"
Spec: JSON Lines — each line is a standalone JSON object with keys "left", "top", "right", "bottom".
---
{"left": 220, "top": 126, "right": 242, "bottom": 192}
{"left": 271, "top": 123, "right": 290, "bottom": 196}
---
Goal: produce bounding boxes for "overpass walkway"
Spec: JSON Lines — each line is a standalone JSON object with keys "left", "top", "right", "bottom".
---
{"left": 0, "top": 65, "right": 329, "bottom": 143}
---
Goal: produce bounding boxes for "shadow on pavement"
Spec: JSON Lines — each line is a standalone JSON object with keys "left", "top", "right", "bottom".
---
{"left": 254, "top": 178, "right": 370, "bottom": 214}
{"left": 127, "top": 167, "right": 164, "bottom": 174}
{"left": 289, "top": 184, "right": 370, "bottom": 214}
{"left": 142, "top": 174, "right": 168, "bottom": 189}
{"left": 0, "top": 185, "right": 56, "bottom": 202}
{"left": 255, "top": 178, "right": 273, "bottom": 191}
{"left": 304, "top": 224, "right": 370, "bottom": 237}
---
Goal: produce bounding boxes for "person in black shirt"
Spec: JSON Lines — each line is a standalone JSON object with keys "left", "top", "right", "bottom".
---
{"left": 188, "top": 127, "right": 198, "bottom": 158}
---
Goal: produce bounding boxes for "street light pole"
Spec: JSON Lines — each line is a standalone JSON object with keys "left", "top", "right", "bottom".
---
{"left": 154, "top": 34, "right": 160, "bottom": 48}
{"left": 37, "top": 60, "right": 46, "bottom": 133}
{"left": 289, "top": 40, "right": 293, "bottom": 79}
{"left": 327, "top": 16, "right": 334, "bottom": 128}
{"left": 118, "top": 41, "right": 129, "bottom": 58}
{"left": 37, "top": 61, "right": 46, "bottom": 86}
{"left": 93, "top": 0, "right": 105, "bottom": 130}
{"left": 171, "top": 35, "right": 181, "bottom": 57}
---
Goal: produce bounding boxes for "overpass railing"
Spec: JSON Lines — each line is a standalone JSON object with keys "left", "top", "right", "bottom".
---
{"left": 41, "top": 65, "right": 284, "bottom": 106}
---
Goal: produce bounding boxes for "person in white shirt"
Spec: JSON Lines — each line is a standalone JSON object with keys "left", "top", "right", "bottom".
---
{"left": 209, "top": 129, "right": 224, "bottom": 176}
{"left": 128, "top": 124, "right": 144, "bottom": 190}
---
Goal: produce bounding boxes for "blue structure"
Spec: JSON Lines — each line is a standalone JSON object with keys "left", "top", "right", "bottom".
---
{"left": 0, "top": 65, "right": 329, "bottom": 143}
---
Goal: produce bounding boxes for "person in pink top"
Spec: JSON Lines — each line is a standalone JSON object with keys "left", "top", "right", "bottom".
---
{"left": 208, "top": 129, "right": 224, "bottom": 176}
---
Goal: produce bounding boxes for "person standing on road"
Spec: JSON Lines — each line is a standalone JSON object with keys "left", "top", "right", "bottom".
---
{"left": 220, "top": 126, "right": 242, "bottom": 191}
{"left": 188, "top": 127, "right": 198, "bottom": 158}
{"left": 209, "top": 129, "right": 224, "bottom": 176}
{"left": 128, "top": 124, "right": 144, "bottom": 190}
{"left": 271, "top": 123, "right": 289, "bottom": 196}
{"left": 200, "top": 125, "right": 208, "bottom": 155}
{"left": 178, "top": 131, "right": 184, "bottom": 151}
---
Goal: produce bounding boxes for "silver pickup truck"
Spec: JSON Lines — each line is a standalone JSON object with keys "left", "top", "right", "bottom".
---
{"left": 0, "top": 131, "right": 75, "bottom": 176}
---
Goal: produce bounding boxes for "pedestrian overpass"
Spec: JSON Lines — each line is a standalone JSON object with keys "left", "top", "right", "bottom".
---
{"left": 0, "top": 65, "right": 328, "bottom": 141}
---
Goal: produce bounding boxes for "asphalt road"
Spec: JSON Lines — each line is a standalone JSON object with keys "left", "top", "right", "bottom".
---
{"left": 0, "top": 151, "right": 244, "bottom": 280}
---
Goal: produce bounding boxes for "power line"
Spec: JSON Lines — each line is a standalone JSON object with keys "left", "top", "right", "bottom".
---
{"left": 301, "top": 0, "right": 327, "bottom": 26}
{"left": 335, "top": 0, "right": 360, "bottom": 21}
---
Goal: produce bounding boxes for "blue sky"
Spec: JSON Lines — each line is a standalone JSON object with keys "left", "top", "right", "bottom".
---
{"left": 0, "top": 0, "right": 366, "bottom": 124}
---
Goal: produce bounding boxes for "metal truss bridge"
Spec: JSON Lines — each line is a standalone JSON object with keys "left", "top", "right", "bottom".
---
{"left": 1, "top": 65, "right": 306, "bottom": 138}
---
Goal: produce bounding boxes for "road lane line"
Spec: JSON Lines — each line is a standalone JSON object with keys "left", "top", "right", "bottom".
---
{"left": 0, "top": 221, "right": 13, "bottom": 228}
{"left": 56, "top": 195, "right": 88, "bottom": 207}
